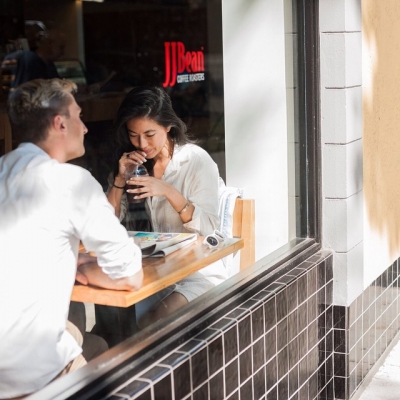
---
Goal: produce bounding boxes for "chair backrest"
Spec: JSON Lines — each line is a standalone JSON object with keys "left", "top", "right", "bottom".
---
{"left": 232, "top": 198, "right": 255, "bottom": 270}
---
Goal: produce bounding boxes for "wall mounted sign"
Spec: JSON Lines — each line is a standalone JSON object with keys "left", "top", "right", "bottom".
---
{"left": 163, "top": 41, "right": 205, "bottom": 87}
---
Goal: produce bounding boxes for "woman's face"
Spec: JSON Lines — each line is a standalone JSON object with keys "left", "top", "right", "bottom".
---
{"left": 126, "top": 117, "right": 170, "bottom": 159}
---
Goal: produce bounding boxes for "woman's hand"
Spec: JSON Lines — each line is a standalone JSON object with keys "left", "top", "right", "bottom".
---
{"left": 116, "top": 151, "right": 147, "bottom": 180}
{"left": 127, "top": 175, "right": 194, "bottom": 223}
{"left": 126, "top": 175, "right": 172, "bottom": 200}
{"left": 109, "top": 151, "right": 147, "bottom": 218}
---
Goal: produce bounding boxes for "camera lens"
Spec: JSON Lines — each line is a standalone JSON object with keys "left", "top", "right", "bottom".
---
{"left": 206, "top": 236, "right": 219, "bottom": 247}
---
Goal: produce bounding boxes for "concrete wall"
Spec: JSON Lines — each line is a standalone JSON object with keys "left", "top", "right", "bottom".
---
{"left": 362, "top": 0, "right": 400, "bottom": 285}
{"left": 320, "top": 0, "right": 363, "bottom": 306}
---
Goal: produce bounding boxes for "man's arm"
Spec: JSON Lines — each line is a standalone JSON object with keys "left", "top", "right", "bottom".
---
{"left": 65, "top": 166, "right": 143, "bottom": 286}
{"left": 76, "top": 254, "right": 143, "bottom": 291}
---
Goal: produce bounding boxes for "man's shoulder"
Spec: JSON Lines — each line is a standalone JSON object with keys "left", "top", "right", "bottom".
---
{"left": 41, "top": 163, "right": 103, "bottom": 205}
{"left": 53, "top": 162, "right": 94, "bottom": 183}
{"left": 29, "top": 160, "right": 93, "bottom": 189}
{"left": 22, "top": 50, "right": 40, "bottom": 61}
{"left": 5, "top": 50, "right": 37, "bottom": 62}
{"left": 4, "top": 50, "right": 24, "bottom": 61}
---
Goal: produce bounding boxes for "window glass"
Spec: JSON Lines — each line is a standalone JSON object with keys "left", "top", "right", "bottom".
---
{"left": 0, "top": 0, "right": 305, "bottom": 345}
{"left": 81, "top": 0, "right": 224, "bottom": 186}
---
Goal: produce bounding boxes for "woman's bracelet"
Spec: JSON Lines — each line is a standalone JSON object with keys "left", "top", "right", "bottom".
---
{"left": 113, "top": 182, "right": 125, "bottom": 190}
{"left": 178, "top": 200, "right": 191, "bottom": 215}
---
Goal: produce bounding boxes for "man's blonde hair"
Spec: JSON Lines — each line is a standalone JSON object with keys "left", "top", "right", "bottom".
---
{"left": 8, "top": 78, "right": 77, "bottom": 144}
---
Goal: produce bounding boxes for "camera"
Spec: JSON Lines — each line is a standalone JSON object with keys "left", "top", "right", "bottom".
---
{"left": 203, "top": 230, "right": 225, "bottom": 248}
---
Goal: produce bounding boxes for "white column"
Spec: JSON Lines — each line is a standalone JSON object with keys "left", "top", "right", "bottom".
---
{"left": 319, "top": 0, "right": 363, "bottom": 306}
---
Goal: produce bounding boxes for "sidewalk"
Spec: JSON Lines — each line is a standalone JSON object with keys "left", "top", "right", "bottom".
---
{"left": 357, "top": 337, "right": 400, "bottom": 400}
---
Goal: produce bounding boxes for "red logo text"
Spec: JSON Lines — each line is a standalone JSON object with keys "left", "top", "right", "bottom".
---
{"left": 163, "top": 42, "right": 205, "bottom": 87}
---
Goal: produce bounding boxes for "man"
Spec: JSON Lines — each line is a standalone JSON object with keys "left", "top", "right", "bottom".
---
{"left": 4, "top": 28, "right": 66, "bottom": 90}
{"left": 0, "top": 78, "right": 143, "bottom": 398}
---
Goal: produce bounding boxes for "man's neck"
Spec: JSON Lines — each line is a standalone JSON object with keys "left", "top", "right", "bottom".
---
{"left": 36, "top": 140, "right": 66, "bottom": 163}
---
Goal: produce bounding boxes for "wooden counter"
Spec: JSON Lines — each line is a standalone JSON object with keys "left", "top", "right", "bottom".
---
{"left": 71, "top": 237, "right": 243, "bottom": 307}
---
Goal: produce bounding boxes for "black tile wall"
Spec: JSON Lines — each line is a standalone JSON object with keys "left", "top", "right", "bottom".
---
{"left": 103, "top": 250, "right": 334, "bottom": 400}
{"left": 333, "top": 259, "right": 400, "bottom": 399}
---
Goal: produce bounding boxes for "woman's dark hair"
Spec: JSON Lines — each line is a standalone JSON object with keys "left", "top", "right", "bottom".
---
{"left": 113, "top": 86, "right": 194, "bottom": 176}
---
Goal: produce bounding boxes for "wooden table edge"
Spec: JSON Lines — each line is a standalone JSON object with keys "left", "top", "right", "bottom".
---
{"left": 71, "top": 237, "right": 244, "bottom": 307}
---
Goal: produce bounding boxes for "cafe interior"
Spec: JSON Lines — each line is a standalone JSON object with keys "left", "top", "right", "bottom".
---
{"left": 0, "top": 1, "right": 333, "bottom": 399}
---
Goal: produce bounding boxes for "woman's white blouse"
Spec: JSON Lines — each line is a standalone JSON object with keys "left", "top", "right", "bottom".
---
{"left": 115, "top": 144, "right": 227, "bottom": 285}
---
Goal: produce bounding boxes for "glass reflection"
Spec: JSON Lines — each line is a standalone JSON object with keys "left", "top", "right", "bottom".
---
{"left": 0, "top": 0, "right": 301, "bottom": 350}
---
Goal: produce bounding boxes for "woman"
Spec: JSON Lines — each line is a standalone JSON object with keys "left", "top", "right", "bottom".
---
{"left": 106, "top": 86, "right": 225, "bottom": 329}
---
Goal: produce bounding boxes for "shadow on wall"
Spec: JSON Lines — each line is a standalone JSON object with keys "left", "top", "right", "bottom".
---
{"left": 363, "top": 0, "right": 400, "bottom": 256}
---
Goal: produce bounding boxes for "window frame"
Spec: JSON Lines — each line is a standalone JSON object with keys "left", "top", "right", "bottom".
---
{"left": 28, "top": 0, "right": 321, "bottom": 398}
